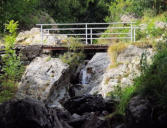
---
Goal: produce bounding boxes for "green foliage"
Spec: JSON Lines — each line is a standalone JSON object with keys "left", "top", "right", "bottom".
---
{"left": 129, "top": 0, "right": 167, "bottom": 16}
{"left": 140, "top": 50, "right": 149, "bottom": 73}
{"left": 105, "top": 0, "right": 132, "bottom": 22}
{"left": 0, "top": 20, "right": 24, "bottom": 103}
{"left": 0, "top": 0, "right": 40, "bottom": 32}
{"left": 134, "top": 44, "right": 167, "bottom": 108}
{"left": 59, "top": 37, "right": 85, "bottom": 67}
{"left": 41, "top": 0, "right": 110, "bottom": 23}
{"left": 59, "top": 52, "right": 85, "bottom": 67}
{"left": 116, "top": 86, "right": 136, "bottom": 115}
{"left": 107, "top": 85, "right": 136, "bottom": 115}
{"left": 106, "top": 0, "right": 167, "bottom": 22}
{"left": 67, "top": 37, "right": 84, "bottom": 51}
{"left": 135, "top": 13, "right": 167, "bottom": 40}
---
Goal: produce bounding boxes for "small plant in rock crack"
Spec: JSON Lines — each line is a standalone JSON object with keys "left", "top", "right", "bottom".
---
{"left": 140, "top": 50, "right": 149, "bottom": 73}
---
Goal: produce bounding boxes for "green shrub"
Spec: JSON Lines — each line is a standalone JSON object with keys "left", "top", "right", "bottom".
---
{"left": 134, "top": 45, "right": 167, "bottom": 108}
{"left": 107, "top": 85, "right": 136, "bottom": 115}
{"left": 59, "top": 52, "right": 85, "bottom": 67}
{"left": 116, "top": 86, "right": 136, "bottom": 115}
{"left": 0, "top": 0, "right": 40, "bottom": 32}
{"left": 67, "top": 37, "right": 84, "bottom": 51}
{"left": 0, "top": 20, "right": 24, "bottom": 103}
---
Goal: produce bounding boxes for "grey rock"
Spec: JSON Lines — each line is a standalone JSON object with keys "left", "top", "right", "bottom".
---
{"left": 0, "top": 98, "right": 72, "bottom": 128}
{"left": 100, "top": 45, "right": 154, "bottom": 98}
{"left": 121, "top": 14, "right": 137, "bottom": 22}
{"left": 155, "top": 21, "right": 167, "bottom": 29}
{"left": 63, "top": 95, "right": 115, "bottom": 114}
{"left": 18, "top": 45, "right": 42, "bottom": 64}
{"left": 16, "top": 56, "right": 70, "bottom": 108}
{"left": 16, "top": 28, "right": 67, "bottom": 45}
{"left": 74, "top": 53, "right": 110, "bottom": 96}
{"left": 126, "top": 96, "right": 152, "bottom": 128}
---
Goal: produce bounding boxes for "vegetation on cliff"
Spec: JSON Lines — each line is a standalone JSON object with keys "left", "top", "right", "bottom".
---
{"left": 0, "top": 21, "right": 24, "bottom": 102}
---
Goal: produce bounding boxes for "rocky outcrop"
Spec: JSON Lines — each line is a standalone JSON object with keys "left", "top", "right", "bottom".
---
{"left": 74, "top": 45, "right": 154, "bottom": 98}
{"left": 0, "top": 96, "right": 117, "bottom": 128}
{"left": 0, "top": 98, "right": 72, "bottom": 128}
{"left": 155, "top": 21, "right": 167, "bottom": 29}
{"left": 15, "top": 45, "right": 42, "bottom": 65}
{"left": 16, "top": 28, "right": 67, "bottom": 45}
{"left": 121, "top": 14, "right": 137, "bottom": 22}
{"left": 16, "top": 56, "right": 70, "bottom": 108}
{"left": 126, "top": 96, "right": 152, "bottom": 128}
{"left": 125, "top": 96, "right": 167, "bottom": 128}
{"left": 100, "top": 45, "right": 154, "bottom": 97}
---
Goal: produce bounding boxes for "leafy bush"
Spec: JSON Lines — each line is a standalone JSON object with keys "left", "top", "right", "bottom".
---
{"left": 59, "top": 37, "right": 85, "bottom": 67}
{"left": 59, "top": 52, "right": 85, "bottom": 67}
{"left": 0, "top": 20, "right": 24, "bottom": 103}
{"left": 107, "top": 85, "right": 136, "bottom": 115}
{"left": 116, "top": 86, "right": 136, "bottom": 115}
{"left": 66, "top": 37, "right": 84, "bottom": 51}
{"left": 105, "top": 0, "right": 132, "bottom": 22}
{"left": 41, "top": 0, "right": 110, "bottom": 23}
{"left": 134, "top": 43, "right": 167, "bottom": 108}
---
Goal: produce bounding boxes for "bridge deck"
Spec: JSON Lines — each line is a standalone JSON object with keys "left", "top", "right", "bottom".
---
{"left": 43, "top": 44, "right": 109, "bottom": 52}
{"left": 0, "top": 44, "right": 109, "bottom": 54}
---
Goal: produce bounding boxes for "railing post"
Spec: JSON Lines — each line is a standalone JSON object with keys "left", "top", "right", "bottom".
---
{"left": 90, "top": 28, "right": 93, "bottom": 44}
{"left": 130, "top": 22, "right": 133, "bottom": 42}
{"left": 134, "top": 27, "right": 136, "bottom": 42}
{"left": 40, "top": 25, "right": 43, "bottom": 44}
{"left": 85, "top": 23, "right": 88, "bottom": 44}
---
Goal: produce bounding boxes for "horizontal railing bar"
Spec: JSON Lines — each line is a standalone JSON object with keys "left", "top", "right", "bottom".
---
{"left": 44, "top": 27, "right": 131, "bottom": 31}
{"left": 91, "top": 33, "right": 130, "bottom": 35}
{"left": 37, "top": 22, "right": 135, "bottom": 26}
{"left": 72, "top": 37, "right": 131, "bottom": 40}
{"left": 43, "top": 33, "right": 130, "bottom": 36}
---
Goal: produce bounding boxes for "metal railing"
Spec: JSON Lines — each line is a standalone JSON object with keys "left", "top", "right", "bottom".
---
{"left": 36, "top": 22, "right": 137, "bottom": 45}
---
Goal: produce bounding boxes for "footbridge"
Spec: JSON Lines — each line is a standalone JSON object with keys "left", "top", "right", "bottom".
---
{"left": 0, "top": 22, "right": 138, "bottom": 54}
{"left": 36, "top": 22, "right": 138, "bottom": 52}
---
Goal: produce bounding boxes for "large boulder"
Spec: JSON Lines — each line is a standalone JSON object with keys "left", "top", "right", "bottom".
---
{"left": 16, "top": 56, "right": 70, "bottom": 108}
{"left": 125, "top": 95, "right": 167, "bottom": 128}
{"left": 63, "top": 95, "right": 115, "bottom": 114}
{"left": 0, "top": 98, "right": 72, "bottom": 128}
{"left": 126, "top": 96, "right": 152, "bottom": 128}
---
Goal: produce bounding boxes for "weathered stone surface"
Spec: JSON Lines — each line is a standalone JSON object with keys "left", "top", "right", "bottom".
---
{"left": 63, "top": 94, "right": 115, "bottom": 114}
{"left": 81, "top": 113, "right": 111, "bottom": 128}
{"left": 15, "top": 45, "right": 42, "bottom": 64}
{"left": 126, "top": 96, "right": 152, "bottom": 128}
{"left": 16, "top": 28, "right": 67, "bottom": 45}
{"left": 121, "top": 14, "right": 137, "bottom": 22}
{"left": 74, "top": 53, "right": 110, "bottom": 96}
{"left": 100, "top": 45, "right": 154, "bottom": 97}
{"left": 0, "top": 98, "right": 72, "bottom": 128}
{"left": 155, "top": 21, "right": 167, "bottom": 29}
{"left": 16, "top": 56, "right": 70, "bottom": 108}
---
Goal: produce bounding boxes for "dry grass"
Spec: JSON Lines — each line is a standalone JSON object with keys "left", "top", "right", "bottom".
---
{"left": 108, "top": 42, "right": 129, "bottom": 67}
{"left": 107, "top": 40, "right": 156, "bottom": 69}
